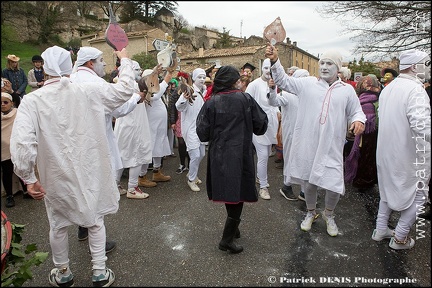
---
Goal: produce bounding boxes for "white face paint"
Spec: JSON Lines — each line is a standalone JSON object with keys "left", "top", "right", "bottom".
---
{"left": 93, "top": 55, "right": 106, "bottom": 78}
{"left": 415, "top": 56, "right": 431, "bottom": 83}
{"left": 194, "top": 74, "right": 206, "bottom": 89}
{"left": 319, "top": 59, "right": 339, "bottom": 84}
{"left": 261, "top": 59, "right": 271, "bottom": 80}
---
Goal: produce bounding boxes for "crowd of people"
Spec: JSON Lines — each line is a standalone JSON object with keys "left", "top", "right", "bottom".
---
{"left": 1, "top": 42, "right": 430, "bottom": 287}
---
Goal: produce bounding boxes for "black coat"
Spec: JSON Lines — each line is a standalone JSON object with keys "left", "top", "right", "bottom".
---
{"left": 196, "top": 90, "right": 268, "bottom": 203}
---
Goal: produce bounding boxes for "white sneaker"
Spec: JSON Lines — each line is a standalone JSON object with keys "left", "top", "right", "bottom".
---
{"left": 256, "top": 178, "right": 270, "bottom": 187}
{"left": 371, "top": 227, "right": 394, "bottom": 241}
{"left": 117, "top": 185, "right": 127, "bottom": 195}
{"left": 259, "top": 188, "right": 271, "bottom": 200}
{"left": 186, "top": 173, "right": 202, "bottom": 184}
{"left": 300, "top": 211, "right": 319, "bottom": 231}
{"left": 187, "top": 180, "right": 200, "bottom": 192}
{"left": 389, "top": 236, "right": 415, "bottom": 250}
{"left": 322, "top": 213, "right": 338, "bottom": 236}
{"left": 127, "top": 187, "right": 149, "bottom": 199}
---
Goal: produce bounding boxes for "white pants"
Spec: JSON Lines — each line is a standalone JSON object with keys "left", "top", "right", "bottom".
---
{"left": 253, "top": 139, "right": 271, "bottom": 189}
{"left": 284, "top": 175, "right": 305, "bottom": 192}
{"left": 187, "top": 144, "right": 205, "bottom": 182}
{"left": 50, "top": 215, "right": 106, "bottom": 273}
{"left": 116, "top": 165, "right": 141, "bottom": 189}
{"left": 376, "top": 190, "right": 426, "bottom": 240}
{"left": 139, "top": 157, "right": 163, "bottom": 177}
{"left": 304, "top": 181, "right": 340, "bottom": 211}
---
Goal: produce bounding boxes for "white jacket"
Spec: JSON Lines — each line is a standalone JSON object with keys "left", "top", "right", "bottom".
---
{"left": 10, "top": 58, "right": 136, "bottom": 228}
{"left": 271, "top": 60, "right": 366, "bottom": 194}
{"left": 175, "top": 83, "right": 206, "bottom": 151}
{"left": 376, "top": 74, "right": 431, "bottom": 210}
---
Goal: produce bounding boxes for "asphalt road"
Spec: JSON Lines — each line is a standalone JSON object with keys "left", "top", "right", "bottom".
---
{"left": 2, "top": 152, "right": 431, "bottom": 287}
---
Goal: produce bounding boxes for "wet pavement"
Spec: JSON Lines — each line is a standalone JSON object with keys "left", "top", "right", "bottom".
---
{"left": 2, "top": 153, "right": 431, "bottom": 287}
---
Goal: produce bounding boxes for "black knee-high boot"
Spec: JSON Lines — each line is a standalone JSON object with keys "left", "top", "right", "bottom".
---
{"left": 219, "top": 217, "right": 243, "bottom": 253}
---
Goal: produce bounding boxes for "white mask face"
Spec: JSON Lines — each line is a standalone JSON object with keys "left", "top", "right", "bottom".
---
{"left": 93, "top": 55, "right": 106, "bottom": 78}
{"left": 414, "top": 56, "right": 431, "bottom": 83}
{"left": 319, "top": 59, "right": 338, "bottom": 83}
{"left": 194, "top": 74, "right": 206, "bottom": 89}
{"left": 261, "top": 60, "right": 271, "bottom": 80}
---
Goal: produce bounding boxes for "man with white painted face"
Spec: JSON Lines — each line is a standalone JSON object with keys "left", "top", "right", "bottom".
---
{"left": 265, "top": 44, "right": 366, "bottom": 237}
{"left": 246, "top": 59, "right": 280, "bottom": 200}
{"left": 175, "top": 68, "right": 207, "bottom": 192}
{"left": 372, "top": 49, "right": 431, "bottom": 250}
{"left": 70, "top": 47, "right": 143, "bottom": 252}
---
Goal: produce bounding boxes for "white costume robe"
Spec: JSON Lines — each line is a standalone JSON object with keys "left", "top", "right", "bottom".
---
{"left": 271, "top": 60, "right": 366, "bottom": 194}
{"left": 70, "top": 67, "right": 140, "bottom": 173}
{"left": 145, "top": 80, "right": 171, "bottom": 157}
{"left": 10, "top": 58, "right": 136, "bottom": 229}
{"left": 376, "top": 74, "right": 431, "bottom": 211}
{"left": 113, "top": 82, "right": 153, "bottom": 168}
{"left": 268, "top": 88, "right": 299, "bottom": 181}
{"left": 246, "top": 77, "right": 279, "bottom": 145}
{"left": 175, "top": 83, "right": 206, "bottom": 151}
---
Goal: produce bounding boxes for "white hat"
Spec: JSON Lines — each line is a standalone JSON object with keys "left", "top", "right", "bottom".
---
{"left": 192, "top": 68, "right": 206, "bottom": 81}
{"left": 320, "top": 50, "right": 343, "bottom": 71}
{"left": 292, "top": 69, "right": 309, "bottom": 78}
{"left": 72, "top": 47, "right": 103, "bottom": 73}
{"left": 339, "top": 67, "right": 351, "bottom": 79}
{"left": 131, "top": 60, "right": 141, "bottom": 71}
{"left": 141, "top": 69, "right": 153, "bottom": 77}
{"left": 42, "top": 46, "right": 73, "bottom": 76}
{"left": 399, "top": 49, "right": 428, "bottom": 70}
{"left": 1, "top": 92, "right": 13, "bottom": 102}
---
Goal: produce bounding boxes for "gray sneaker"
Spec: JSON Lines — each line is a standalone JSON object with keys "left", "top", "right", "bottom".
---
{"left": 49, "top": 268, "right": 74, "bottom": 287}
{"left": 279, "top": 185, "right": 297, "bottom": 201}
{"left": 92, "top": 268, "right": 115, "bottom": 287}
{"left": 298, "top": 191, "right": 305, "bottom": 201}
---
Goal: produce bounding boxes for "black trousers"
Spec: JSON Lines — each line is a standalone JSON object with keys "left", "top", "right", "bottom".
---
{"left": 225, "top": 202, "right": 244, "bottom": 220}
{"left": 1, "top": 159, "right": 26, "bottom": 196}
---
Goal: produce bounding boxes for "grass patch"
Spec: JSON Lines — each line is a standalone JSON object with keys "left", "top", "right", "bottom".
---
{"left": 1, "top": 41, "right": 47, "bottom": 93}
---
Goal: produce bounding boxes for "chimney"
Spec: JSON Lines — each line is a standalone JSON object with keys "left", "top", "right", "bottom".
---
{"left": 198, "top": 47, "right": 204, "bottom": 57}
{"left": 293, "top": 41, "right": 297, "bottom": 47}
{"left": 286, "top": 37, "right": 291, "bottom": 44}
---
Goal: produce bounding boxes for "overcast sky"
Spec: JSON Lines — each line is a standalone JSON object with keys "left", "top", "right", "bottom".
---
{"left": 176, "top": 1, "right": 361, "bottom": 62}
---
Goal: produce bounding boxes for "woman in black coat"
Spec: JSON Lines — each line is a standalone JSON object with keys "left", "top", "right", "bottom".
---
{"left": 196, "top": 65, "right": 268, "bottom": 253}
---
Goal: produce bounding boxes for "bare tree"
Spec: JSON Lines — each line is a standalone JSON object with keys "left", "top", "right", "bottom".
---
{"left": 318, "top": 1, "right": 431, "bottom": 60}
{"left": 173, "top": 14, "right": 189, "bottom": 36}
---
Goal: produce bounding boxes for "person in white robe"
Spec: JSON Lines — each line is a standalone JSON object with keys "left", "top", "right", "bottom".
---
{"left": 265, "top": 45, "right": 366, "bottom": 237}
{"left": 175, "top": 68, "right": 207, "bottom": 192}
{"left": 267, "top": 69, "right": 309, "bottom": 201}
{"left": 70, "top": 47, "right": 143, "bottom": 249}
{"left": 114, "top": 61, "right": 153, "bottom": 199}
{"left": 246, "top": 58, "right": 279, "bottom": 200}
{"left": 372, "top": 49, "right": 431, "bottom": 250}
{"left": 138, "top": 68, "right": 173, "bottom": 185}
{"left": 10, "top": 45, "right": 135, "bottom": 287}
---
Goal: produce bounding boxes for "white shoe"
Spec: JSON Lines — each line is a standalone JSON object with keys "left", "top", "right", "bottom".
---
{"left": 389, "top": 236, "right": 415, "bottom": 250}
{"left": 300, "top": 211, "right": 319, "bottom": 231}
{"left": 187, "top": 180, "right": 200, "bottom": 192}
{"left": 256, "top": 177, "right": 270, "bottom": 187}
{"left": 117, "top": 185, "right": 127, "bottom": 195}
{"left": 322, "top": 213, "right": 338, "bottom": 236}
{"left": 371, "top": 227, "right": 394, "bottom": 241}
{"left": 186, "top": 173, "right": 202, "bottom": 184}
{"left": 127, "top": 187, "right": 149, "bottom": 199}
{"left": 259, "top": 188, "right": 271, "bottom": 200}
